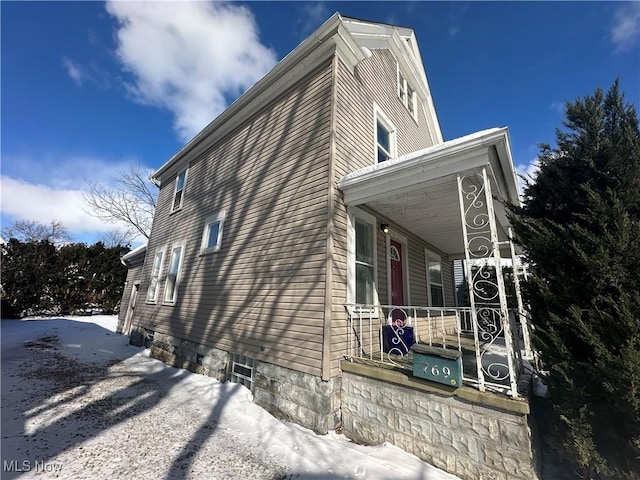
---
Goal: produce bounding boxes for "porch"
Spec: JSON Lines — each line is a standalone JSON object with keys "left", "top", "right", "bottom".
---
{"left": 344, "top": 304, "right": 533, "bottom": 399}
{"left": 337, "top": 127, "right": 533, "bottom": 400}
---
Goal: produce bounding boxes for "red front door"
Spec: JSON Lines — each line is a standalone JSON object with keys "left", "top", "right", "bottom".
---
{"left": 390, "top": 239, "right": 405, "bottom": 307}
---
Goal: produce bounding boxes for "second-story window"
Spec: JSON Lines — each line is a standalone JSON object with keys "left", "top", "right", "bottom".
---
{"left": 200, "top": 211, "right": 226, "bottom": 254}
{"left": 374, "top": 106, "right": 396, "bottom": 163}
{"left": 172, "top": 169, "right": 188, "bottom": 212}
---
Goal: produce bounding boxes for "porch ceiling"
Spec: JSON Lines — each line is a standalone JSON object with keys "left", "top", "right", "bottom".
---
{"left": 337, "top": 128, "right": 520, "bottom": 257}
{"left": 368, "top": 177, "right": 467, "bottom": 255}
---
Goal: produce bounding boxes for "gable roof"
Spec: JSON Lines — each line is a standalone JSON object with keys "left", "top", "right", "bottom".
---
{"left": 151, "top": 13, "right": 443, "bottom": 182}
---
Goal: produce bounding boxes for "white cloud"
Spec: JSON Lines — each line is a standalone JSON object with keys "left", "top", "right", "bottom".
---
{"left": 0, "top": 176, "right": 130, "bottom": 236}
{"left": 62, "top": 56, "right": 85, "bottom": 86}
{"left": 297, "top": 2, "right": 329, "bottom": 39}
{"left": 62, "top": 56, "right": 111, "bottom": 89}
{"left": 2, "top": 153, "right": 143, "bottom": 191}
{"left": 105, "top": 0, "right": 278, "bottom": 143}
{"left": 611, "top": 2, "right": 640, "bottom": 52}
{"left": 550, "top": 101, "right": 565, "bottom": 115}
{"left": 1, "top": 154, "right": 153, "bottom": 243}
{"left": 515, "top": 158, "right": 540, "bottom": 197}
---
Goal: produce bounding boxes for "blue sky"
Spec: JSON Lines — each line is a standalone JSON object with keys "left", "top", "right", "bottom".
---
{"left": 2, "top": 1, "right": 639, "bottom": 245}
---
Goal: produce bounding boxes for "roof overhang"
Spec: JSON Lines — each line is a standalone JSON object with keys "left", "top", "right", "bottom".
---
{"left": 152, "top": 13, "right": 443, "bottom": 183}
{"left": 121, "top": 242, "right": 147, "bottom": 266}
{"left": 337, "top": 128, "right": 520, "bottom": 257}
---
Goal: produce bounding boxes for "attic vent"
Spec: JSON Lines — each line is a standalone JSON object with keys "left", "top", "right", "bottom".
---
{"left": 228, "top": 354, "right": 255, "bottom": 390}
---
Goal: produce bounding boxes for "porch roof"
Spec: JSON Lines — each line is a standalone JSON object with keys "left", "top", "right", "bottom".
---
{"left": 337, "top": 128, "right": 520, "bottom": 257}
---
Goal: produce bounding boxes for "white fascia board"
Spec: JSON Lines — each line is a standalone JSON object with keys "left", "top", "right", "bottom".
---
{"left": 121, "top": 242, "right": 148, "bottom": 265}
{"left": 341, "top": 150, "right": 489, "bottom": 205}
{"left": 152, "top": 13, "right": 344, "bottom": 181}
{"left": 338, "top": 128, "right": 513, "bottom": 205}
{"left": 335, "top": 23, "right": 368, "bottom": 74}
{"left": 496, "top": 129, "right": 521, "bottom": 206}
{"left": 349, "top": 26, "right": 443, "bottom": 145}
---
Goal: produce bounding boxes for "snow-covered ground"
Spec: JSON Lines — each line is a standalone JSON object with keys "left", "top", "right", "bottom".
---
{"left": 1, "top": 315, "right": 460, "bottom": 480}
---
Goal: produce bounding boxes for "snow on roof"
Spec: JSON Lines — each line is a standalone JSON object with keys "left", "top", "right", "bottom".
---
{"left": 341, "top": 128, "right": 505, "bottom": 183}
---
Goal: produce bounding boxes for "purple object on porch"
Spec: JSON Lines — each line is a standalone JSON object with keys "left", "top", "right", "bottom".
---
{"left": 382, "top": 325, "right": 414, "bottom": 355}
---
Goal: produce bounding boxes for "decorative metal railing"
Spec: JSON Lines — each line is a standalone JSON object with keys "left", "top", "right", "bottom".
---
{"left": 345, "top": 304, "right": 528, "bottom": 398}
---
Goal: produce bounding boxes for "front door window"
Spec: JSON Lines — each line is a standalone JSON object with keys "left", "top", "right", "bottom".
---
{"left": 390, "top": 240, "right": 405, "bottom": 306}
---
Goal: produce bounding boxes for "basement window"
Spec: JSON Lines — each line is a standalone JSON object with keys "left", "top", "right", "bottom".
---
{"left": 229, "top": 354, "right": 255, "bottom": 390}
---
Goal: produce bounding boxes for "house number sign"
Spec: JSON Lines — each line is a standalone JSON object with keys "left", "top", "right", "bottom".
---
{"left": 411, "top": 344, "right": 463, "bottom": 387}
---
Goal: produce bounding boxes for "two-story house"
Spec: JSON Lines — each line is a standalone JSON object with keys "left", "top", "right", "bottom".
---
{"left": 119, "top": 13, "right": 535, "bottom": 480}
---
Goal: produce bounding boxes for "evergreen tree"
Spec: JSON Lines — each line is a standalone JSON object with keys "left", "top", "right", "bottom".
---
{"left": 1, "top": 239, "right": 60, "bottom": 316}
{"left": 1, "top": 237, "right": 129, "bottom": 317}
{"left": 510, "top": 80, "right": 640, "bottom": 478}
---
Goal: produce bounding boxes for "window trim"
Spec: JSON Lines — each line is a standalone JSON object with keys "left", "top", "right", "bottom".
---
{"left": 163, "top": 241, "right": 186, "bottom": 305}
{"left": 397, "top": 67, "right": 417, "bottom": 121}
{"left": 425, "top": 249, "right": 445, "bottom": 307}
{"left": 146, "top": 246, "right": 166, "bottom": 304}
{"left": 200, "top": 210, "right": 226, "bottom": 255}
{"left": 171, "top": 168, "right": 188, "bottom": 213}
{"left": 347, "top": 207, "right": 378, "bottom": 308}
{"left": 374, "top": 104, "right": 396, "bottom": 163}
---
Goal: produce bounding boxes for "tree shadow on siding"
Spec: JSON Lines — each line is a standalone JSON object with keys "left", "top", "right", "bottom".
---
{"left": 148, "top": 63, "right": 335, "bottom": 478}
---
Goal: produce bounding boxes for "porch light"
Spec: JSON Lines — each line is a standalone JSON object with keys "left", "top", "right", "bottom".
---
{"left": 380, "top": 223, "right": 389, "bottom": 234}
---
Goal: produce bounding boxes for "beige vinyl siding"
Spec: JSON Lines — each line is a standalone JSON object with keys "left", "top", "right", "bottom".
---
{"left": 353, "top": 49, "right": 436, "bottom": 156}
{"left": 133, "top": 61, "right": 333, "bottom": 377}
{"left": 329, "top": 49, "right": 446, "bottom": 375}
{"left": 117, "top": 255, "right": 145, "bottom": 327}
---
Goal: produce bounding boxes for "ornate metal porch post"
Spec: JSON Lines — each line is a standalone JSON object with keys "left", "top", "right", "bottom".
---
{"left": 509, "top": 227, "right": 532, "bottom": 358}
{"left": 457, "top": 168, "right": 520, "bottom": 398}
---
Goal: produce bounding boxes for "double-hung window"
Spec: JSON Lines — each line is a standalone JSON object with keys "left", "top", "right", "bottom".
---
{"left": 164, "top": 242, "right": 185, "bottom": 304}
{"left": 200, "top": 211, "right": 225, "bottom": 254}
{"left": 348, "top": 207, "right": 378, "bottom": 307}
{"left": 374, "top": 106, "right": 396, "bottom": 163}
{"left": 398, "top": 71, "right": 416, "bottom": 119}
{"left": 355, "top": 219, "right": 375, "bottom": 304}
{"left": 172, "top": 169, "right": 188, "bottom": 212}
{"left": 426, "top": 250, "right": 444, "bottom": 307}
{"left": 146, "top": 247, "right": 165, "bottom": 303}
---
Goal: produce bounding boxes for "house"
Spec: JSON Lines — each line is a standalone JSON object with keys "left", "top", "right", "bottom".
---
{"left": 118, "top": 13, "right": 536, "bottom": 480}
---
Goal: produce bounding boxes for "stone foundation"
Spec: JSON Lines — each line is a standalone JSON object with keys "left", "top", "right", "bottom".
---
{"left": 253, "top": 363, "right": 341, "bottom": 435}
{"left": 341, "top": 361, "right": 537, "bottom": 480}
{"left": 131, "top": 328, "right": 228, "bottom": 382}
{"left": 129, "top": 327, "right": 341, "bottom": 434}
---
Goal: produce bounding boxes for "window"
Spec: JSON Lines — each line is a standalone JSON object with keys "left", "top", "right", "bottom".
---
{"left": 163, "top": 243, "right": 185, "bottom": 304}
{"left": 398, "top": 71, "right": 416, "bottom": 118}
{"left": 228, "top": 353, "right": 255, "bottom": 390}
{"left": 426, "top": 250, "right": 444, "bottom": 307}
{"left": 200, "top": 211, "right": 226, "bottom": 254}
{"left": 172, "top": 169, "right": 188, "bottom": 211}
{"left": 146, "top": 248, "right": 165, "bottom": 303}
{"left": 348, "top": 208, "right": 378, "bottom": 308}
{"left": 374, "top": 106, "right": 396, "bottom": 163}
{"left": 355, "top": 219, "right": 375, "bottom": 304}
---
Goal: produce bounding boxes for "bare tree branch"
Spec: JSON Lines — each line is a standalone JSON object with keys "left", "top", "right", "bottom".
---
{"left": 1, "top": 220, "right": 71, "bottom": 245}
{"left": 99, "top": 229, "right": 132, "bottom": 248}
{"left": 83, "top": 164, "right": 157, "bottom": 241}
